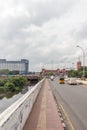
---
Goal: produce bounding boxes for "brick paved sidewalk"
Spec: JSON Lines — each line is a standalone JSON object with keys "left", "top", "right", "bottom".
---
{"left": 23, "top": 79, "right": 64, "bottom": 130}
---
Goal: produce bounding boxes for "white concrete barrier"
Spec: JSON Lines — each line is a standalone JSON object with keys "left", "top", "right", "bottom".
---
{"left": 0, "top": 78, "right": 45, "bottom": 130}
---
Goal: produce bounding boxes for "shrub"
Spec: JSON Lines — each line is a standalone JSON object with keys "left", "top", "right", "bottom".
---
{"left": 4, "top": 82, "right": 15, "bottom": 92}
{"left": 8, "top": 76, "right": 27, "bottom": 88}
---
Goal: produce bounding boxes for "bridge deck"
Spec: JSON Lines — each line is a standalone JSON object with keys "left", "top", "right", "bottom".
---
{"left": 23, "top": 79, "right": 64, "bottom": 130}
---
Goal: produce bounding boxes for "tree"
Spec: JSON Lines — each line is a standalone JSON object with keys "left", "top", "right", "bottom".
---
{"left": 9, "top": 70, "right": 19, "bottom": 75}
{"left": 68, "top": 66, "right": 87, "bottom": 78}
{"left": 4, "top": 82, "right": 15, "bottom": 92}
{"left": 0, "top": 69, "right": 9, "bottom": 75}
{"left": 8, "top": 76, "right": 28, "bottom": 89}
{"left": 68, "top": 70, "right": 77, "bottom": 77}
{"left": 0, "top": 76, "right": 28, "bottom": 94}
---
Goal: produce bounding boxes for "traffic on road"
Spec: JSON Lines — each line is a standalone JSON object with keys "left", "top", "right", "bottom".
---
{"left": 49, "top": 76, "right": 87, "bottom": 130}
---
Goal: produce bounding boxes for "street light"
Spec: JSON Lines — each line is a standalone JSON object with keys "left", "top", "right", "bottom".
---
{"left": 76, "top": 45, "right": 85, "bottom": 77}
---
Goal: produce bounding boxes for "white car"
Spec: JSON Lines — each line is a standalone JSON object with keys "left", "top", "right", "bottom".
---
{"left": 68, "top": 78, "right": 77, "bottom": 85}
{"left": 50, "top": 76, "right": 54, "bottom": 81}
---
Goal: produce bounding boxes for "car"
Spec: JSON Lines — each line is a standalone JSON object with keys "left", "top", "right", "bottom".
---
{"left": 68, "top": 78, "right": 77, "bottom": 85}
{"left": 50, "top": 76, "right": 54, "bottom": 81}
{"left": 59, "top": 77, "right": 65, "bottom": 84}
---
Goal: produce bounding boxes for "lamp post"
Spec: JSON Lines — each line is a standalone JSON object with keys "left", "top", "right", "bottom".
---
{"left": 76, "top": 45, "right": 85, "bottom": 77}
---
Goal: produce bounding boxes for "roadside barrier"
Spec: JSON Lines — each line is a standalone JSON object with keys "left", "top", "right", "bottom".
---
{"left": 0, "top": 78, "right": 45, "bottom": 130}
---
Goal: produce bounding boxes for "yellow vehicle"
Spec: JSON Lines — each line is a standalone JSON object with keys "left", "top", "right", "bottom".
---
{"left": 59, "top": 77, "right": 65, "bottom": 84}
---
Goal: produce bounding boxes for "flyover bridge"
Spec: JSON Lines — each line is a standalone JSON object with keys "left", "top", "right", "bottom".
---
{"left": 0, "top": 78, "right": 64, "bottom": 130}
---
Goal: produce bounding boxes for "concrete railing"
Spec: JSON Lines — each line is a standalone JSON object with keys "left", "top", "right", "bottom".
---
{"left": 0, "top": 78, "right": 45, "bottom": 130}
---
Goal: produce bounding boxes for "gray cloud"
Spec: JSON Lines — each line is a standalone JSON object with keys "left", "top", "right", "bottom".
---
{"left": 74, "top": 22, "right": 87, "bottom": 40}
{"left": 0, "top": 0, "right": 87, "bottom": 71}
{"left": 30, "top": 0, "right": 76, "bottom": 26}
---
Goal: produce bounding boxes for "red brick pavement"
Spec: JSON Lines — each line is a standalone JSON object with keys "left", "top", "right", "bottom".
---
{"left": 23, "top": 79, "right": 64, "bottom": 130}
{"left": 46, "top": 81, "right": 64, "bottom": 130}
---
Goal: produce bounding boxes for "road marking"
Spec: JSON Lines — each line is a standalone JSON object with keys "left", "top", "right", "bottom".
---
{"left": 60, "top": 104, "right": 75, "bottom": 130}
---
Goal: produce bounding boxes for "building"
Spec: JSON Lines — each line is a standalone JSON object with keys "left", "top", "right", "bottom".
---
{"left": 41, "top": 68, "right": 67, "bottom": 76}
{"left": 0, "top": 59, "right": 29, "bottom": 74}
{"left": 77, "top": 61, "right": 81, "bottom": 70}
{"left": 41, "top": 68, "right": 60, "bottom": 76}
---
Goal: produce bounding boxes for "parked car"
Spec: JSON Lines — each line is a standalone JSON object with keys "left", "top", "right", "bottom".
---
{"left": 68, "top": 78, "right": 77, "bottom": 85}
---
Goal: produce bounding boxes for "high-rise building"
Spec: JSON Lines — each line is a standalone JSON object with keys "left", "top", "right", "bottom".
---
{"left": 0, "top": 59, "right": 29, "bottom": 74}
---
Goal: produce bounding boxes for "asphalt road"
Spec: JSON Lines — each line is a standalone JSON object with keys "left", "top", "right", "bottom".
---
{"left": 49, "top": 77, "right": 87, "bottom": 130}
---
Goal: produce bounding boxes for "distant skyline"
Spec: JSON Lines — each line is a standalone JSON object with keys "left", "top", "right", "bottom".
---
{"left": 0, "top": 0, "right": 87, "bottom": 71}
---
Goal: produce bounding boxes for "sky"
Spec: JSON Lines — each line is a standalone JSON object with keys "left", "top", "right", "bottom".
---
{"left": 0, "top": 0, "right": 87, "bottom": 71}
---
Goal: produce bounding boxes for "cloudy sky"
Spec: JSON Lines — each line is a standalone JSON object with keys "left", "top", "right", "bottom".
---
{"left": 0, "top": 0, "right": 87, "bottom": 71}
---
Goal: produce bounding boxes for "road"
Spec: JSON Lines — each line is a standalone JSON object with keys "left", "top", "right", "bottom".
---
{"left": 49, "top": 77, "right": 87, "bottom": 130}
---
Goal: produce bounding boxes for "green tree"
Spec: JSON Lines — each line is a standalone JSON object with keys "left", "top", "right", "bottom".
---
{"left": 68, "top": 67, "right": 87, "bottom": 78}
{"left": 8, "top": 76, "right": 28, "bottom": 89}
{"left": 9, "top": 70, "right": 19, "bottom": 75}
{"left": 4, "top": 82, "right": 15, "bottom": 92}
{"left": 0, "top": 69, "right": 9, "bottom": 75}
{"left": 68, "top": 70, "right": 76, "bottom": 77}
{"left": 0, "top": 79, "right": 8, "bottom": 86}
{"left": 0, "top": 76, "right": 28, "bottom": 94}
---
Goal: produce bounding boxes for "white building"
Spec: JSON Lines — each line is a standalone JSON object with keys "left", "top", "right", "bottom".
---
{"left": 0, "top": 59, "right": 29, "bottom": 74}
